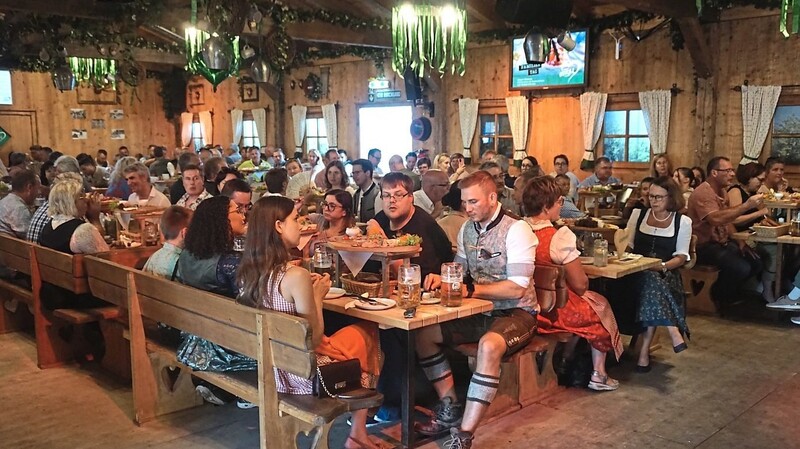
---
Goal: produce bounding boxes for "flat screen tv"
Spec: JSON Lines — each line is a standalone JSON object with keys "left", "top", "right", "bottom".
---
{"left": 509, "top": 29, "right": 588, "bottom": 90}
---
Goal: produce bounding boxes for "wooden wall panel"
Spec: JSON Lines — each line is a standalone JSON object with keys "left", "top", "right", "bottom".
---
{"left": 0, "top": 72, "right": 173, "bottom": 161}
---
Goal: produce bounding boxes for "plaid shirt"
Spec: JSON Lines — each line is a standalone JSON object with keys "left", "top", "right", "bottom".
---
{"left": 26, "top": 201, "right": 51, "bottom": 243}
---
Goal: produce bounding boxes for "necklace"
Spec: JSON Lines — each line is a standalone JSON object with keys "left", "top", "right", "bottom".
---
{"left": 651, "top": 211, "right": 673, "bottom": 223}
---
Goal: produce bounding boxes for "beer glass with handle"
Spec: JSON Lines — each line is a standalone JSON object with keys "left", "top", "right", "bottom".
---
{"left": 397, "top": 264, "right": 421, "bottom": 311}
{"left": 440, "top": 262, "right": 464, "bottom": 307}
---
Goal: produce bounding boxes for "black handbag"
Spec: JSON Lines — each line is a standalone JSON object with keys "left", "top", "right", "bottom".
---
{"left": 312, "top": 359, "right": 363, "bottom": 398}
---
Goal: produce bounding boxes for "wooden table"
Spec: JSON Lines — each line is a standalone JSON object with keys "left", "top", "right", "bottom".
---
{"left": 582, "top": 256, "right": 661, "bottom": 279}
{"left": 323, "top": 297, "right": 493, "bottom": 449}
{"left": 577, "top": 189, "right": 626, "bottom": 217}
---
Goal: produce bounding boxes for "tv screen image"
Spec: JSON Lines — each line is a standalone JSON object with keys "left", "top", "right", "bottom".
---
{"left": 509, "top": 30, "right": 588, "bottom": 90}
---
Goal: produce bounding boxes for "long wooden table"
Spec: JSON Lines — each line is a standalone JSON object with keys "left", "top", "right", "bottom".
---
{"left": 582, "top": 256, "right": 661, "bottom": 279}
{"left": 323, "top": 297, "right": 493, "bottom": 449}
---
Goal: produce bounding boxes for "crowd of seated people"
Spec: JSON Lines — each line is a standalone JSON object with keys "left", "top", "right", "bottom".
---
{"left": 9, "top": 141, "right": 800, "bottom": 448}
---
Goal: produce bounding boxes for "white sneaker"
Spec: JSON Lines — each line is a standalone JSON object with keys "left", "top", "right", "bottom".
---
{"left": 790, "top": 316, "right": 800, "bottom": 325}
{"left": 766, "top": 295, "right": 800, "bottom": 310}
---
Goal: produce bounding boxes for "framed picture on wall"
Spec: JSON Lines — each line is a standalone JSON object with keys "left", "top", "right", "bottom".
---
{"left": 76, "top": 86, "right": 119, "bottom": 105}
{"left": 188, "top": 84, "right": 205, "bottom": 106}
{"left": 240, "top": 81, "right": 259, "bottom": 102}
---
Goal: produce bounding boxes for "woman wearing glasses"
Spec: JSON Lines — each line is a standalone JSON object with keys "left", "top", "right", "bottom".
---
{"left": 305, "top": 189, "right": 355, "bottom": 259}
{"left": 623, "top": 176, "right": 692, "bottom": 372}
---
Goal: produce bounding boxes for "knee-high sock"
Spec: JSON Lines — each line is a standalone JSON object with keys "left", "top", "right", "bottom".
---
{"left": 419, "top": 352, "right": 453, "bottom": 384}
{"left": 466, "top": 372, "right": 500, "bottom": 406}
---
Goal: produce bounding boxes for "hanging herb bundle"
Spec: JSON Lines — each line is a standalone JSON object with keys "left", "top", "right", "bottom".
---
{"left": 391, "top": 2, "right": 468, "bottom": 77}
{"left": 68, "top": 57, "right": 117, "bottom": 89}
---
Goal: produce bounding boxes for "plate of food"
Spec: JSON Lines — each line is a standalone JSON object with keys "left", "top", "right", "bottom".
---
{"left": 354, "top": 297, "right": 396, "bottom": 311}
{"left": 421, "top": 291, "right": 441, "bottom": 305}
{"left": 579, "top": 256, "right": 594, "bottom": 265}
{"left": 612, "top": 253, "right": 642, "bottom": 264}
{"left": 329, "top": 234, "right": 422, "bottom": 252}
{"left": 325, "top": 287, "right": 346, "bottom": 299}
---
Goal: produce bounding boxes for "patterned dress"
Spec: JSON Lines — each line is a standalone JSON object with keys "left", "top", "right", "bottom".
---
{"left": 259, "top": 266, "right": 380, "bottom": 394}
{"left": 627, "top": 209, "right": 690, "bottom": 338}
{"left": 531, "top": 223, "right": 623, "bottom": 360}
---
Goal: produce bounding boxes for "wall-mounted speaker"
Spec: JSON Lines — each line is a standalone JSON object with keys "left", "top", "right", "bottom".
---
{"left": 403, "top": 66, "right": 423, "bottom": 102}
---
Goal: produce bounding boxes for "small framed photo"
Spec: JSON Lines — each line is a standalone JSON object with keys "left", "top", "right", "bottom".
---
{"left": 109, "top": 109, "right": 124, "bottom": 120}
{"left": 70, "top": 109, "right": 86, "bottom": 120}
{"left": 188, "top": 84, "right": 205, "bottom": 106}
{"left": 240, "top": 81, "right": 259, "bottom": 102}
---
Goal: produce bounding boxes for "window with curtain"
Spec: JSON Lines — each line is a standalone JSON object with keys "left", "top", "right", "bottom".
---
{"left": 305, "top": 116, "right": 328, "bottom": 154}
{"left": 479, "top": 112, "right": 513, "bottom": 158}
{"left": 242, "top": 111, "right": 261, "bottom": 148}
{"left": 191, "top": 115, "right": 203, "bottom": 150}
{"left": 771, "top": 105, "right": 800, "bottom": 164}
{"left": 602, "top": 109, "right": 650, "bottom": 163}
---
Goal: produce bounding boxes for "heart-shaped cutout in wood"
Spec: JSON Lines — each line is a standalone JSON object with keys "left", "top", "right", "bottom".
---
{"left": 690, "top": 279, "right": 705, "bottom": 296}
{"left": 160, "top": 366, "right": 182, "bottom": 392}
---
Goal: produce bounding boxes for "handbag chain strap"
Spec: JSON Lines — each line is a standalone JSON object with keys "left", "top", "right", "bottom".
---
{"left": 316, "top": 365, "right": 338, "bottom": 398}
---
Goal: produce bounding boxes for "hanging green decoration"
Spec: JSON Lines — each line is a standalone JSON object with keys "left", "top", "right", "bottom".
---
{"left": 67, "top": 57, "right": 117, "bottom": 89}
{"left": 391, "top": 0, "right": 468, "bottom": 78}
{"left": 184, "top": 0, "right": 241, "bottom": 91}
{"left": 191, "top": 53, "right": 234, "bottom": 90}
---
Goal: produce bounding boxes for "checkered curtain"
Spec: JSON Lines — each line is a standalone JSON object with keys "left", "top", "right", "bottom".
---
{"left": 638, "top": 90, "right": 671, "bottom": 155}
{"left": 741, "top": 85, "right": 781, "bottom": 165}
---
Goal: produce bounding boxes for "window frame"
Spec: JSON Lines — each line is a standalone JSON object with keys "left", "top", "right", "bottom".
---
{"left": 598, "top": 94, "right": 650, "bottom": 168}
{"left": 304, "top": 113, "right": 328, "bottom": 156}
{"left": 241, "top": 110, "right": 261, "bottom": 148}
{"left": 477, "top": 106, "right": 514, "bottom": 159}
{"left": 768, "top": 92, "right": 800, "bottom": 171}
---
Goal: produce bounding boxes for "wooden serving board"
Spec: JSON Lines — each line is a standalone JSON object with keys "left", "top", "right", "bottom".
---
{"left": 326, "top": 241, "right": 421, "bottom": 254}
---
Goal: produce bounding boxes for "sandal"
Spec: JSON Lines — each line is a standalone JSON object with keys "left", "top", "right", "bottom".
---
{"left": 588, "top": 370, "right": 619, "bottom": 391}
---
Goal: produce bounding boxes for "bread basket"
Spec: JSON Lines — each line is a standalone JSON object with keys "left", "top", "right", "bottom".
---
{"left": 752, "top": 224, "right": 790, "bottom": 238}
{"left": 341, "top": 273, "right": 396, "bottom": 297}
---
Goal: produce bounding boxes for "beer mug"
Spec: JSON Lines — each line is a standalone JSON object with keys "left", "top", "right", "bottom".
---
{"left": 440, "top": 262, "right": 464, "bottom": 307}
{"left": 397, "top": 264, "right": 421, "bottom": 311}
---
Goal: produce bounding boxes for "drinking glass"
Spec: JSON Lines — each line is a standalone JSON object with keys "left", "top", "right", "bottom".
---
{"left": 312, "top": 247, "right": 335, "bottom": 277}
{"left": 440, "top": 262, "right": 464, "bottom": 307}
{"left": 397, "top": 264, "right": 421, "bottom": 310}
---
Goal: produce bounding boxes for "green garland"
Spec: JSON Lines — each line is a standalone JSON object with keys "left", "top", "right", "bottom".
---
{"left": 303, "top": 73, "right": 323, "bottom": 102}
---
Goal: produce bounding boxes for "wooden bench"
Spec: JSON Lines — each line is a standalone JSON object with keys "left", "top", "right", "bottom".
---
{"left": 0, "top": 234, "right": 34, "bottom": 334}
{"left": 453, "top": 264, "right": 571, "bottom": 423}
{"left": 30, "top": 245, "right": 129, "bottom": 377}
{"left": 679, "top": 235, "right": 720, "bottom": 315}
{"left": 86, "top": 255, "right": 383, "bottom": 449}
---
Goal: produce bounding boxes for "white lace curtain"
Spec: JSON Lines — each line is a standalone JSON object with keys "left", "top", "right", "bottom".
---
{"left": 458, "top": 98, "right": 479, "bottom": 160}
{"left": 198, "top": 111, "right": 213, "bottom": 147}
{"left": 251, "top": 108, "right": 267, "bottom": 147}
{"left": 291, "top": 105, "right": 308, "bottom": 155}
{"left": 638, "top": 90, "right": 671, "bottom": 155}
{"left": 579, "top": 92, "right": 608, "bottom": 170}
{"left": 180, "top": 112, "right": 193, "bottom": 147}
{"left": 741, "top": 85, "right": 781, "bottom": 165}
{"left": 322, "top": 103, "right": 338, "bottom": 150}
{"left": 505, "top": 96, "right": 529, "bottom": 163}
{"left": 230, "top": 108, "right": 243, "bottom": 148}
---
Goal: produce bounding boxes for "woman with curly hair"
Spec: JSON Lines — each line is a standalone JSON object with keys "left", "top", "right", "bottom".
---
{"left": 105, "top": 156, "right": 137, "bottom": 199}
{"left": 238, "top": 196, "right": 382, "bottom": 449}
{"left": 176, "top": 195, "right": 240, "bottom": 297}
{"left": 523, "top": 176, "right": 623, "bottom": 391}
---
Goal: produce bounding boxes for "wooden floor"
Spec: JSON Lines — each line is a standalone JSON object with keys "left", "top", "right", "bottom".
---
{"left": 2, "top": 310, "right": 800, "bottom": 448}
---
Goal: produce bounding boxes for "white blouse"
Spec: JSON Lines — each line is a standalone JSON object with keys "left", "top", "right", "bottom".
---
{"left": 526, "top": 220, "right": 580, "bottom": 265}
{"left": 625, "top": 209, "right": 692, "bottom": 260}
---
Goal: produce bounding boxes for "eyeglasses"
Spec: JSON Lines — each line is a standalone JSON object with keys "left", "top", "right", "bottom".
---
{"left": 236, "top": 203, "right": 252, "bottom": 214}
{"left": 648, "top": 194, "right": 667, "bottom": 202}
{"left": 380, "top": 192, "right": 411, "bottom": 202}
{"left": 553, "top": 161, "right": 568, "bottom": 166}
{"left": 714, "top": 168, "right": 735, "bottom": 174}
{"left": 320, "top": 201, "right": 343, "bottom": 211}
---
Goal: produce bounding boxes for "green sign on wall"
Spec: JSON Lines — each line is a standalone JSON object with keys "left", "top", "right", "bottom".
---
{"left": 0, "top": 126, "right": 9, "bottom": 147}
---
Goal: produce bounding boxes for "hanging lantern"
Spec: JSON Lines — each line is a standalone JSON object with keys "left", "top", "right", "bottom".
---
{"left": 250, "top": 56, "right": 273, "bottom": 83}
{"left": 52, "top": 66, "right": 76, "bottom": 92}
{"left": 523, "top": 28, "right": 548, "bottom": 64}
{"left": 201, "top": 35, "right": 234, "bottom": 71}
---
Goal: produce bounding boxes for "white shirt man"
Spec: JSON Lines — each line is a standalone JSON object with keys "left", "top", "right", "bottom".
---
{"left": 124, "top": 163, "right": 170, "bottom": 208}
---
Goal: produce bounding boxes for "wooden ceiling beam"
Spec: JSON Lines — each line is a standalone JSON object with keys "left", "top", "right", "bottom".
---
{"left": 58, "top": 44, "right": 185, "bottom": 66}
{"left": 0, "top": 0, "right": 116, "bottom": 19}
{"left": 585, "top": 0, "right": 697, "bottom": 18}
{"left": 285, "top": 21, "right": 391, "bottom": 48}
{"left": 466, "top": 0, "right": 507, "bottom": 29}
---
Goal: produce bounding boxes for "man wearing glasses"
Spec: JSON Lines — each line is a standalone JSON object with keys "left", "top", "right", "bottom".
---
{"left": 413, "top": 170, "right": 450, "bottom": 219}
{"left": 549, "top": 154, "right": 579, "bottom": 200}
{"left": 688, "top": 156, "right": 768, "bottom": 307}
{"left": 416, "top": 170, "right": 537, "bottom": 448}
{"left": 364, "top": 172, "right": 453, "bottom": 427}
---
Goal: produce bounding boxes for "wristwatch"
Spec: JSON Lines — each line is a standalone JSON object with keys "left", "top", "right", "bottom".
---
{"left": 660, "top": 261, "right": 668, "bottom": 275}
{"left": 465, "top": 280, "right": 475, "bottom": 298}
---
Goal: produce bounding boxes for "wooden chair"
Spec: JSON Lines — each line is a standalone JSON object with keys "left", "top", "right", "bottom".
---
{"left": 0, "top": 234, "right": 34, "bottom": 333}
{"left": 120, "top": 267, "right": 381, "bottom": 449}
{"left": 679, "top": 235, "right": 719, "bottom": 315}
